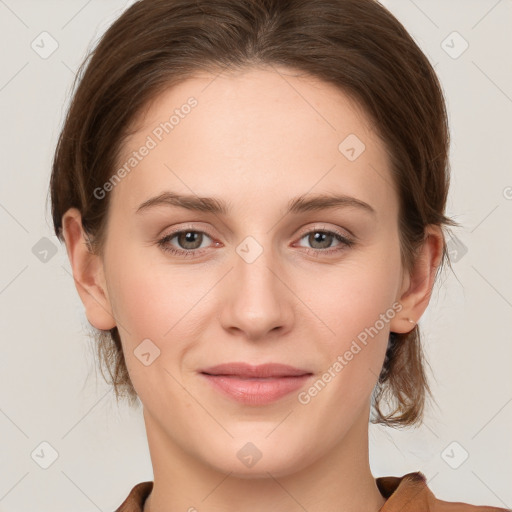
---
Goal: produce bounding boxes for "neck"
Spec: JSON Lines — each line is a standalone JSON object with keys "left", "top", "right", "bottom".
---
{"left": 143, "top": 407, "right": 386, "bottom": 512}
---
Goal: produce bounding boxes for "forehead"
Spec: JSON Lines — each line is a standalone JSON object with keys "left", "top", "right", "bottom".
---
{"left": 112, "top": 65, "right": 396, "bottom": 219}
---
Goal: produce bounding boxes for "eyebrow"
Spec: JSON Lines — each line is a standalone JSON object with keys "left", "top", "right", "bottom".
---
{"left": 135, "top": 191, "right": 376, "bottom": 217}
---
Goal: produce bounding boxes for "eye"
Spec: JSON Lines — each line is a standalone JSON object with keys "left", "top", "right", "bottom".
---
{"left": 157, "top": 229, "right": 216, "bottom": 257}
{"left": 295, "top": 228, "right": 355, "bottom": 256}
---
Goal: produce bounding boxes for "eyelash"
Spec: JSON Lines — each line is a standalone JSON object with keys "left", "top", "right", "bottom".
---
{"left": 156, "top": 225, "right": 355, "bottom": 258}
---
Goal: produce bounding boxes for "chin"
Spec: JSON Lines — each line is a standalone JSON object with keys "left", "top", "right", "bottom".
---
{"left": 201, "top": 437, "right": 316, "bottom": 479}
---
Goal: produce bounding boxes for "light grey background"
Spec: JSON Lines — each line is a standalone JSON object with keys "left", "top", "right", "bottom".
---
{"left": 0, "top": 0, "right": 511, "bottom": 510}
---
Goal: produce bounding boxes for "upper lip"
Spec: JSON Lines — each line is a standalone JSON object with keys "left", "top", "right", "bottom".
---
{"left": 199, "top": 362, "right": 312, "bottom": 378}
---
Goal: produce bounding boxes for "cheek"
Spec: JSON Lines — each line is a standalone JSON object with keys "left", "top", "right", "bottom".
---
{"left": 113, "top": 271, "right": 169, "bottom": 335}
{"left": 299, "top": 246, "right": 402, "bottom": 407}
{"left": 104, "top": 260, "right": 195, "bottom": 401}
{"left": 303, "top": 252, "right": 401, "bottom": 346}
{"left": 297, "top": 268, "right": 400, "bottom": 423}
{"left": 104, "top": 247, "right": 218, "bottom": 377}
{"left": 105, "top": 225, "right": 195, "bottom": 326}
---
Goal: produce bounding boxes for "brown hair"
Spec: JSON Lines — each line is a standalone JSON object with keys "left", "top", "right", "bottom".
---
{"left": 49, "top": 0, "right": 458, "bottom": 427}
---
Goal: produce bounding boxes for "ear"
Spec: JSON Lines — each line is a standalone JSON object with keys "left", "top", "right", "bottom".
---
{"left": 61, "top": 208, "right": 116, "bottom": 331}
{"left": 390, "top": 225, "right": 444, "bottom": 334}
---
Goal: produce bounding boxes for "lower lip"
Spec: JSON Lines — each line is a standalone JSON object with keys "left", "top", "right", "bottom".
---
{"left": 200, "top": 374, "right": 312, "bottom": 405}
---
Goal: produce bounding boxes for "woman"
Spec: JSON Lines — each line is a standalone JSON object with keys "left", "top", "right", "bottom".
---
{"left": 49, "top": 0, "right": 509, "bottom": 510}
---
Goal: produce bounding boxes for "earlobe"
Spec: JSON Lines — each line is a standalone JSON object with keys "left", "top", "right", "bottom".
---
{"left": 61, "top": 208, "right": 116, "bottom": 331}
{"left": 390, "top": 225, "right": 444, "bottom": 334}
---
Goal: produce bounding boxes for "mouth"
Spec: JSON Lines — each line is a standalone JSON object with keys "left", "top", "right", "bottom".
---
{"left": 200, "top": 362, "right": 311, "bottom": 378}
{"left": 198, "top": 362, "right": 313, "bottom": 405}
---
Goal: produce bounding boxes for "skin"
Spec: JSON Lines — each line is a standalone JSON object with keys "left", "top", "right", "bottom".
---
{"left": 62, "top": 65, "right": 443, "bottom": 512}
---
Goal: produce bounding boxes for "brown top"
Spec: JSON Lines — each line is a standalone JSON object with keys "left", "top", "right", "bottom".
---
{"left": 114, "top": 471, "right": 510, "bottom": 512}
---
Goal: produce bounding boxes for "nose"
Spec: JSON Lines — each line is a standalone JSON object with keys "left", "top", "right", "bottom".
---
{"left": 217, "top": 239, "right": 295, "bottom": 342}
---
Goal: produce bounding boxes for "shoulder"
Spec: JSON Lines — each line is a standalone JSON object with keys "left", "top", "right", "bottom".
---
{"left": 376, "top": 471, "right": 510, "bottom": 512}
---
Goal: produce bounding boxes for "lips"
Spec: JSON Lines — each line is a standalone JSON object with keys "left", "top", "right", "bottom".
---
{"left": 199, "top": 362, "right": 311, "bottom": 378}
{"left": 199, "top": 362, "right": 313, "bottom": 405}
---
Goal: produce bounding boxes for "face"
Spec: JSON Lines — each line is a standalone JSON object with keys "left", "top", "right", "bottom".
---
{"left": 97, "top": 66, "right": 408, "bottom": 477}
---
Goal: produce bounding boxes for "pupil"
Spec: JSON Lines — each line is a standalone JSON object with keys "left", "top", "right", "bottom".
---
{"left": 179, "top": 231, "right": 201, "bottom": 249}
{"left": 312, "top": 231, "right": 331, "bottom": 249}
